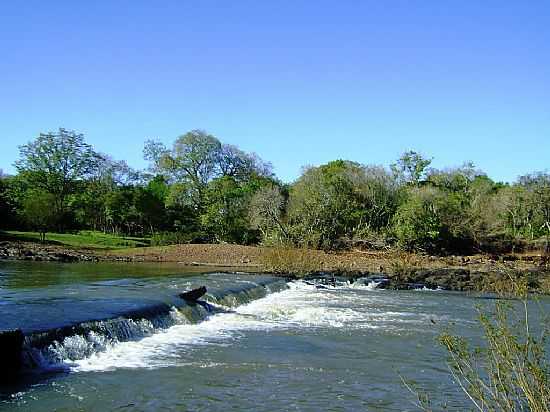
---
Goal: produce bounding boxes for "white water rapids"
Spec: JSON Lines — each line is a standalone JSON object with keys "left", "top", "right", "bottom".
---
{"left": 2, "top": 264, "right": 494, "bottom": 411}
{"left": 71, "top": 281, "right": 451, "bottom": 372}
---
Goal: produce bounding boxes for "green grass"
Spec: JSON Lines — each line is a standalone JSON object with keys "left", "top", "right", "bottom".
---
{"left": 0, "top": 230, "right": 149, "bottom": 249}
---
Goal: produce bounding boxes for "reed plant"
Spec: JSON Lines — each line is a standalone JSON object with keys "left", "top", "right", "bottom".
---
{"left": 260, "top": 246, "right": 323, "bottom": 276}
{"left": 388, "top": 250, "right": 425, "bottom": 277}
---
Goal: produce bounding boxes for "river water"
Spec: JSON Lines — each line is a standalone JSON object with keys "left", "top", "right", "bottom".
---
{"left": 0, "top": 261, "right": 545, "bottom": 411}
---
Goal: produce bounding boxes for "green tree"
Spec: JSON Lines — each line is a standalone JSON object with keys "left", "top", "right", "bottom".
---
{"left": 426, "top": 164, "right": 486, "bottom": 248}
{"left": 287, "top": 160, "right": 367, "bottom": 249}
{"left": 496, "top": 186, "right": 533, "bottom": 239}
{"left": 70, "top": 156, "right": 140, "bottom": 233}
{"left": 200, "top": 174, "right": 276, "bottom": 244}
{"left": 134, "top": 176, "right": 170, "bottom": 235}
{"left": 20, "top": 190, "right": 57, "bottom": 242}
{"left": 393, "top": 186, "right": 443, "bottom": 251}
{"left": 519, "top": 172, "right": 550, "bottom": 260}
{"left": 200, "top": 176, "right": 249, "bottom": 243}
{"left": 391, "top": 150, "right": 432, "bottom": 186}
{"left": 519, "top": 172, "right": 550, "bottom": 238}
{"left": 426, "top": 162, "right": 479, "bottom": 192}
{"left": 14, "top": 128, "right": 102, "bottom": 229}
{"left": 103, "top": 187, "right": 139, "bottom": 235}
{"left": 354, "top": 165, "right": 399, "bottom": 236}
{"left": 218, "top": 144, "right": 272, "bottom": 181}
{"left": 144, "top": 130, "right": 273, "bottom": 242}
{"left": 249, "top": 185, "right": 289, "bottom": 244}
{"left": 467, "top": 175, "right": 503, "bottom": 243}
{"left": 144, "top": 130, "right": 222, "bottom": 209}
{"left": 286, "top": 160, "right": 399, "bottom": 249}
{"left": 393, "top": 184, "right": 474, "bottom": 252}
{"left": 0, "top": 175, "right": 20, "bottom": 230}
{"left": 144, "top": 130, "right": 272, "bottom": 211}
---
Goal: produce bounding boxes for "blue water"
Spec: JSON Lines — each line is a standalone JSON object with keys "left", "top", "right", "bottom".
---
{"left": 0, "top": 261, "right": 547, "bottom": 411}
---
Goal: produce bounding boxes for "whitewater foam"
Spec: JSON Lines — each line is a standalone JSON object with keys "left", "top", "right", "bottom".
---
{"left": 70, "top": 281, "right": 432, "bottom": 372}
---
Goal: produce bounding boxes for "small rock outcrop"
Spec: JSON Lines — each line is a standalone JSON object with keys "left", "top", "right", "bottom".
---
{"left": 179, "top": 286, "right": 207, "bottom": 301}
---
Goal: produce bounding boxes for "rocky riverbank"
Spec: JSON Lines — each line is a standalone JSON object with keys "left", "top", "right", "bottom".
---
{"left": 303, "top": 266, "right": 550, "bottom": 294}
{"left": 0, "top": 241, "right": 121, "bottom": 262}
{"left": 374, "top": 267, "right": 549, "bottom": 293}
{"left": 1, "top": 240, "right": 548, "bottom": 293}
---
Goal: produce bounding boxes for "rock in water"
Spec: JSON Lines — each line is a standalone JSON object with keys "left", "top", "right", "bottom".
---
{"left": 0, "top": 329, "right": 24, "bottom": 380}
{"left": 179, "top": 286, "right": 207, "bottom": 301}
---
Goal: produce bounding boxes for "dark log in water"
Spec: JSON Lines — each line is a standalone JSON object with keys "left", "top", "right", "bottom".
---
{"left": 179, "top": 286, "right": 207, "bottom": 302}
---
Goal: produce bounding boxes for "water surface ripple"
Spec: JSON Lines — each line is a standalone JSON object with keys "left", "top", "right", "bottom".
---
{"left": 1, "top": 261, "right": 541, "bottom": 411}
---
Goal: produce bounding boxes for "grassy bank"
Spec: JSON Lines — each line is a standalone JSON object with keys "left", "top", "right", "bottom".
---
{"left": 0, "top": 230, "right": 149, "bottom": 249}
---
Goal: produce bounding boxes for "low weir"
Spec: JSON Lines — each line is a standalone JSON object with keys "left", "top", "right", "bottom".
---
{"left": 2, "top": 262, "right": 504, "bottom": 410}
{"left": 0, "top": 275, "right": 288, "bottom": 380}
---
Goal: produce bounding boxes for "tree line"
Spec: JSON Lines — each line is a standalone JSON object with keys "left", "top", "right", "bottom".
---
{"left": 1, "top": 128, "right": 549, "bottom": 254}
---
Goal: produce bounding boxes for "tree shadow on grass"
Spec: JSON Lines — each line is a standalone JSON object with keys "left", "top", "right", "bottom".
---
{"left": 0, "top": 231, "right": 65, "bottom": 246}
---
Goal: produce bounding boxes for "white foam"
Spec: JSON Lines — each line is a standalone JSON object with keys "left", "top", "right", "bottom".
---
{"left": 348, "top": 280, "right": 382, "bottom": 290}
{"left": 413, "top": 286, "right": 443, "bottom": 291}
{"left": 70, "top": 280, "right": 438, "bottom": 372}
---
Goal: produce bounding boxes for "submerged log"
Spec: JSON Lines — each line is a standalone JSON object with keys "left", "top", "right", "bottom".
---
{"left": 0, "top": 329, "right": 24, "bottom": 380}
{"left": 179, "top": 286, "right": 207, "bottom": 302}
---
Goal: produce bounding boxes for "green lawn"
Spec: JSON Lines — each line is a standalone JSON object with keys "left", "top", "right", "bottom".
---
{"left": 0, "top": 230, "right": 150, "bottom": 249}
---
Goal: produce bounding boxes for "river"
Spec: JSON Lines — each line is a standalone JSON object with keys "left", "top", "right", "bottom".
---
{"left": 0, "top": 261, "right": 544, "bottom": 411}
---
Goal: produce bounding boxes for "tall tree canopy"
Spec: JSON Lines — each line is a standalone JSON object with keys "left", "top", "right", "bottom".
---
{"left": 2, "top": 126, "right": 547, "bottom": 255}
{"left": 391, "top": 150, "right": 432, "bottom": 186}
{"left": 14, "top": 128, "right": 102, "bottom": 224}
{"left": 288, "top": 160, "right": 369, "bottom": 248}
{"left": 144, "top": 129, "right": 272, "bottom": 209}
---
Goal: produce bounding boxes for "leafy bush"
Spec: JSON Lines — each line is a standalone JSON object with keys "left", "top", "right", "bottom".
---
{"left": 392, "top": 186, "right": 474, "bottom": 253}
{"left": 392, "top": 187, "right": 443, "bottom": 251}
{"left": 287, "top": 160, "right": 397, "bottom": 250}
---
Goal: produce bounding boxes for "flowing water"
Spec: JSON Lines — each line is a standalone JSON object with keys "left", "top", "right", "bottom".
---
{"left": 0, "top": 261, "right": 546, "bottom": 411}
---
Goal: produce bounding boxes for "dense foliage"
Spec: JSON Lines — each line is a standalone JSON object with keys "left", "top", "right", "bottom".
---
{"left": 1, "top": 129, "right": 549, "bottom": 254}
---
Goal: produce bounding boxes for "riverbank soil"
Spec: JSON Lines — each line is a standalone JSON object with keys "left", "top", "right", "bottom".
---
{"left": 1, "top": 240, "right": 548, "bottom": 292}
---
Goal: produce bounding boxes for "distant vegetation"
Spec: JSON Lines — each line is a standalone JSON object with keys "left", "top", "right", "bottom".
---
{"left": 1, "top": 128, "right": 549, "bottom": 256}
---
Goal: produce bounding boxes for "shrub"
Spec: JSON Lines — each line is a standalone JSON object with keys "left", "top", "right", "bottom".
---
{"left": 403, "top": 274, "right": 550, "bottom": 411}
{"left": 393, "top": 186, "right": 474, "bottom": 253}
{"left": 392, "top": 187, "right": 443, "bottom": 251}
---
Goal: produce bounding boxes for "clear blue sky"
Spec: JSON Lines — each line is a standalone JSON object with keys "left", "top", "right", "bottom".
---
{"left": 1, "top": 1, "right": 548, "bottom": 183}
